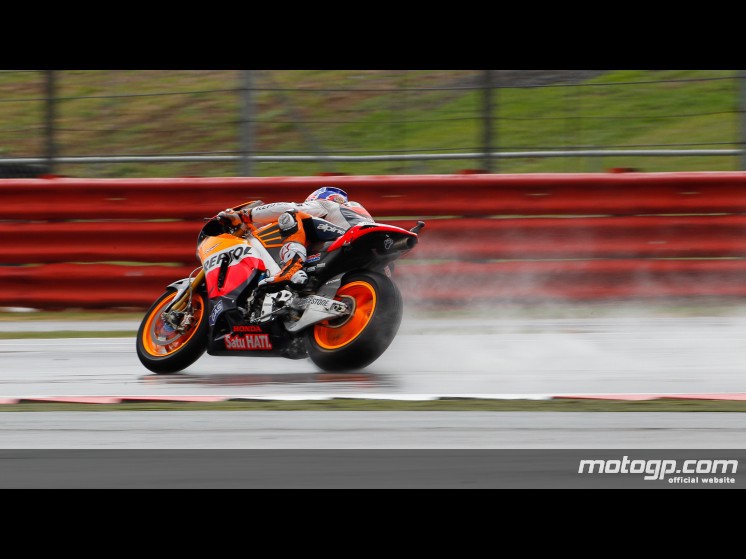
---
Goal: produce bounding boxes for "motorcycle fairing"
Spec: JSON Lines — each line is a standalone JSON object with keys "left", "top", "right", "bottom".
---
{"left": 206, "top": 298, "right": 306, "bottom": 359}
{"left": 301, "top": 223, "right": 418, "bottom": 284}
{"left": 198, "top": 234, "right": 264, "bottom": 299}
{"left": 196, "top": 227, "right": 301, "bottom": 358}
{"left": 326, "top": 223, "right": 417, "bottom": 252}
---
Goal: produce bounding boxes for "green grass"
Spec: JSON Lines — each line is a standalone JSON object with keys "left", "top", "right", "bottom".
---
{"left": 0, "top": 311, "right": 143, "bottom": 322}
{"left": 0, "top": 331, "right": 136, "bottom": 339}
{"left": 0, "top": 69, "right": 741, "bottom": 177}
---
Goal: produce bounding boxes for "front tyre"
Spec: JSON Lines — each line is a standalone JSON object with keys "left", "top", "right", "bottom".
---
{"left": 136, "top": 288, "right": 208, "bottom": 374}
{"left": 306, "top": 271, "right": 403, "bottom": 371}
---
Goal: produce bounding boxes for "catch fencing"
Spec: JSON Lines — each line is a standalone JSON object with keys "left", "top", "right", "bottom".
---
{"left": 2, "top": 172, "right": 746, "bottom": 310}
{"left": 2, "top": 70, "right": 746, "bottom": 178}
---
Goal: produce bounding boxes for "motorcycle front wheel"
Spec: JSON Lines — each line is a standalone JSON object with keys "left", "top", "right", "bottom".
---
{"left": 306, "top": 271, "right": 403, "bottom": 371}
{"left": 136, "top": 288, "right": 208, "bottom": 374}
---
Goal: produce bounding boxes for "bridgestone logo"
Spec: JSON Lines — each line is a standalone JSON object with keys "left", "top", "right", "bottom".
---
{"left": 578, "top": 456, "right": 738, "bottom": 483}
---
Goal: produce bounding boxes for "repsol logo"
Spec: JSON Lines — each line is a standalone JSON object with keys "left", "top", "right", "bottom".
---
{"left": 203, "top": 246, "right": 253, "bottom": 272}
{"left": 253, "top": 203, "right": 285, "bottom": 212}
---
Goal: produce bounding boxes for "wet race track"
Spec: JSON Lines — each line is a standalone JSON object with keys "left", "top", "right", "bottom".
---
{"left": 2, "top": 311, "right": 746, "bottom": 451}
{"left": 3, "top": 312, "right": 746, "bottom": 398}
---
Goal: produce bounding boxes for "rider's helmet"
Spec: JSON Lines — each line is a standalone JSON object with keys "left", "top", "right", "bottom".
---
{"left": 305, "top": 186, "right": 348, "bottom": 204}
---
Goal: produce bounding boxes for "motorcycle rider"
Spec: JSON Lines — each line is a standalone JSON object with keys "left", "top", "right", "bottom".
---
{"left": 217, "top": 186, "right": 373, "bottom": 289}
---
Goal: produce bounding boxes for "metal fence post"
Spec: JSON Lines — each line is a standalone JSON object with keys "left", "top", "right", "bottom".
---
{"left": 239, "top": 70, "right": 255, "bottom": 177}
{"left": 44, "top": 70, "right": 57, "bottom": 174}
{"left": 740, "top": 70, "right": 746, "bottom": 171}
{"left": 482, "top": 70, "right": 495, "bottom": 173}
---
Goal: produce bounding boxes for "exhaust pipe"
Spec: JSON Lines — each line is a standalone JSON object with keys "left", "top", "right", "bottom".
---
{"left": 389, "top": 236, "right": 418, "bottom": 251}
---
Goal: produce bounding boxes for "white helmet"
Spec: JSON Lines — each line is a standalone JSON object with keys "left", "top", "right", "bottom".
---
{"left": 305, "top": 186, "right": 348, "bottom": 204}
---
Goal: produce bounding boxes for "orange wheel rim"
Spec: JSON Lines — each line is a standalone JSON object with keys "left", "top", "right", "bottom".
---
{"left": 141, "top": 292, "right": 204, "bottom": 357}
{"left": 313, "top": 281, "right": 377, "bottom": 350}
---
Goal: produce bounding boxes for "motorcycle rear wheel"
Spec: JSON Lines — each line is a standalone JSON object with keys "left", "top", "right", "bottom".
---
{"left": 306, "top": 271, "right": 403, "bottom": 371}
{"left": 136, "top": 288, "right": 208, "bottom": 374}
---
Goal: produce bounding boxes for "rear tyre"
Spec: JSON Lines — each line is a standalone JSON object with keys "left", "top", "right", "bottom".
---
{"left": 136, "top": 289, "right": 208, "bottom": 374}
{"left": 306, "top": 271, "right": 403, "bottom": 371}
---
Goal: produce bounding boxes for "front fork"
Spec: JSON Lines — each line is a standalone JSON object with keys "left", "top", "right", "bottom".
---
{"left": 161, "top": 268, "right": 206, "bottom": 331}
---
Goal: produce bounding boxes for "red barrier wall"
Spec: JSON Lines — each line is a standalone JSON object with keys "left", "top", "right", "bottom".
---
{"left": 2, "top": 172, "right": 746, "bottom": 310}
{"left": 4, "top": 173, "right": 746, "bottom": 218}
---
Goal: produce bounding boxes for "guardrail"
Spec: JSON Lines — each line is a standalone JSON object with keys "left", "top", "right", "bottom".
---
{"left": 2, "top": 172, "right": 746, "bottom": 310}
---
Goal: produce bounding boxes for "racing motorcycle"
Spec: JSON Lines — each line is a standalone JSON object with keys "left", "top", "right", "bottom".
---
{"left": 136, "top": 200, "right": 424, "bottom": 374}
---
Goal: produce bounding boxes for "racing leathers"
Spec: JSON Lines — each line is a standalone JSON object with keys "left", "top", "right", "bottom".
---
{"left": 218, "top": 199, "right": 373, "bottom": 289}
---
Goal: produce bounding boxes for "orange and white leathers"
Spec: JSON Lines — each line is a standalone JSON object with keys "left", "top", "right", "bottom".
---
{"left": 249, "top": 199, "right": 373, "bottom": 230}
{"left": 251, "top": 200, "right": 374, "bottom": 288}
{"left": 256, "top": 210, "right": 312, "bottom": 288}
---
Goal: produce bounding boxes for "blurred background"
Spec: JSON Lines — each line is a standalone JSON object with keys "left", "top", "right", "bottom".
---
{"left": 4, "top": 69, "right": 746, "bottom": 313}
{"left": 0, "top": 69, "right": 744, "bottom": 179}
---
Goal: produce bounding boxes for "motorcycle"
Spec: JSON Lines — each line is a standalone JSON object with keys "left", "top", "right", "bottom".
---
{"left": 136, "top": 200, "right": 424, "bottom": 374}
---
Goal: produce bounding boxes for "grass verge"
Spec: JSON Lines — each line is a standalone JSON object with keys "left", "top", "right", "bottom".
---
{"left": 0, "top": 331, "right": 136, "bottom": 339}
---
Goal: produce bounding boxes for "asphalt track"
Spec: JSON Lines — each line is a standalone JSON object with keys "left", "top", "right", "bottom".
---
{"left": 1, "top": 311, "right": 746, "bottom": 451}
{"left": 2, "top": 312, "right": 746, "bottom": 398}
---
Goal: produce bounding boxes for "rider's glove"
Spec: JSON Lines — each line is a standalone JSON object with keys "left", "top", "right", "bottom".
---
{"left": 217, "top": 208, "right": 252, "bottom": 230}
